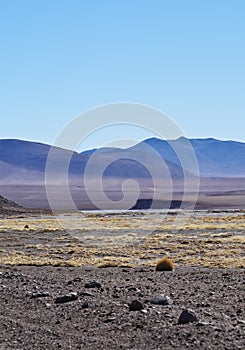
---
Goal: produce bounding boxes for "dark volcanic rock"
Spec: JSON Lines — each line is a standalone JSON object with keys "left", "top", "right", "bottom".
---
{"left": 128, "top": 300, "right": 144, "bottom": 311}
{"left": 84, "top": 281, "right": 102, "bottom": 289}
{"left": 178, "top": 309, "right": 198, "bottom": 324}
{"left": 128, "top": 286, "right": 141, "bottom": 293}
{"left": 54, "top": 292, "right": 78, "bottom": 304}
{"left": 81, "top": 291, "right": 95, "bottom": 297}
{"left": 81, "top": 301, "right": 89, "bottom": 309}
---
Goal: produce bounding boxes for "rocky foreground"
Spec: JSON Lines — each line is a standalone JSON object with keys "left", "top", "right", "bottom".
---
{"left": 0, "top": 265, "right": 244, "bottom": 349}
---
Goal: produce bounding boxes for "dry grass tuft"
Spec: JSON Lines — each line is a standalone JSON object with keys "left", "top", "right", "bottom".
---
{"left": 155, "top": 257, "right": 174, "bottom": 271}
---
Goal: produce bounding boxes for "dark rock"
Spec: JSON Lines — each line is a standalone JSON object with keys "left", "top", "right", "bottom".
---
{"left": 81, "top": 301, "right": 89, "bottom": 309}
{"left": 66, "top": 277, "right": 82, "bottom": 285}
{"left": 112, "top": 294, "right": 120, "bottom": 298}
{"left": 24, "top": 225, "right": 29, "bottom": 229}
{"left": 128, "top": 300, "right": 144, "bottom": 311}
{"left": 73, "top": 277, "right": 82, "bottom": 282}
{"left": 2, "top": 272, "right": 25, "bottom": 279}
{"left": 178, "top": 309, "right": 198, "bottom": 324}
{"left": 54, "top": 292, "right": 78, "bottom": 304}
{"left": 81, "top": 291, "right": 95, "bottom": 297}
{"left": 103, "top": 317, "right": 116, "bottom": 323}
{"left": 84, "top": 281, "right": 102, "bottom": 289}
{"left": 31, "top": 291, "right": 49, "bottom": 298}
{"left": 135, "top": 324, "right": 144, "bottom": 329}
{"left": 237, "top": 319, "right": 245, "bottom": 325}
{"left": 150, "top": 294, "right": 173, "bottom": 306}
{"left": 128, "top": 287, "right": 141, "bottom": 293}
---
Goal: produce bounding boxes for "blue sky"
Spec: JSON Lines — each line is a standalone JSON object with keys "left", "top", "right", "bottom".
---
{"left": 0, "top": 0, "right": 244, "bottom": 150}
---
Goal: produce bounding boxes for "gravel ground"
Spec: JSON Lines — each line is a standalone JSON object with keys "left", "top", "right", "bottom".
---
{"left": 0, "top": 265, "right": 244, "bottom": 350}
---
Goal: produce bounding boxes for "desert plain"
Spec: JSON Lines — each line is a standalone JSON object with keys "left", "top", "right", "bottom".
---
{"left": 0, "top": 191, "right": 244, "bottom": 349}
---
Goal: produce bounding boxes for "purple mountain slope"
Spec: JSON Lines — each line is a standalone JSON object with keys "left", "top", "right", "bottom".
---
{"left": 0, "top": 137, "right": 244, "bottom": 185}
{"left": 0, "top": 139, "right": 183, "bottom": 183}
{"left": 140, "top": 137, "right": 245, "bottom": 177}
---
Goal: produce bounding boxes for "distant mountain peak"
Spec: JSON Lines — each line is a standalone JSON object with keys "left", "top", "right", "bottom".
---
{"left": 0, "top": 137, "right": 245, "bottom": 182}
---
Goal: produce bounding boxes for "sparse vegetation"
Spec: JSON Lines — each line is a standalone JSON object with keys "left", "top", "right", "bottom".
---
{"left": 0, "top": 210, "right": 244, "bottom": 268}
{"left": 156, "top": 257, "right": 174, "bottom": 271}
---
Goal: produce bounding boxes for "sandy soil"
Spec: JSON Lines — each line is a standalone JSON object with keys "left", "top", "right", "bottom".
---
{"left": 0, "top": 265, "right": 244, "bottom": 350}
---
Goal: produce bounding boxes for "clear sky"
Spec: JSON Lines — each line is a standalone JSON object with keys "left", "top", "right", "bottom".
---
{"left": 0, "top": 0, "right": 244, "bottom": 150}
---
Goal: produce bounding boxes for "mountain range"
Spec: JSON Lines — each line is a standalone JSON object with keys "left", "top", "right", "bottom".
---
{"left": 0, "top": 137, "right": 245, "bottom": 185}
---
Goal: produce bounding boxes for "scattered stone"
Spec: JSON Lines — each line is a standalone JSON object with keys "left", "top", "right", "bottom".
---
{"left": 196, "top": 321, "right": 210, "bottom": 327}
{"left": 81, "top": 291, "right": 95, "bottom": 297}
{"left": 73, "top": 277, "right": 82, "bottom": 282}
{"left": 150, "top": 294, "right": 173, "bottom": 306}
{"left": 128, "top": 287, "right": 141, "bottom": 293}
{"left": 1, "top": 272, "right": 26, "bottom": 279}
{"left": 156, "top": 257, "right": 174, "bottom": 271}
{"left": 31, "top": 291, "right": 50, "bottom": 298}
{"left": 103, "top": 317, "right": 117, "bottom": 323}
{"left": 66, "top": 277, "right": 82, "bottom": 285}
{"left": 178, "top": 309, "right": 198, "bottom": 324}
{"left": 128, "top": 300, "right": 144, "bottom": 311}
{"left": 237, "top": 319, "right": 245, "bottom": 325}
{"left": 112, "top": 294, "right": 120, "bottom": 298}
{"left": 135, "top": 324, "right": 144, "bottom": 329}
{"left": 54, "top": 292, "right": 78, "bottom": 304}
{"left": 81, "top": 301, "right": 89, "bottom": 309}
{"left": 85, "top": 281, "right": 102, "bottom": 289}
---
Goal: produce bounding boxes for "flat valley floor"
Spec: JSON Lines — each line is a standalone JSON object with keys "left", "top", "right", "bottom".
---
{"left": 0, "top": 209, "right": 244, "bottom": 349}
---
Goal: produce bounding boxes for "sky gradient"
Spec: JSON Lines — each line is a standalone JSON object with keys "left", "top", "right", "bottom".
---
{"left": 0, "top": 0, "right": 244, "bottom": 150}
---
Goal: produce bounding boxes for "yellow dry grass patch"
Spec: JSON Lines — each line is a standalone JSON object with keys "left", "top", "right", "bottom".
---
{"left": 0, "top": 211, "right": 244, "bottom": 268}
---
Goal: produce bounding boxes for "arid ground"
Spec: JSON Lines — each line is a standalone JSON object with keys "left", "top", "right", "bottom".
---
{"left": 0, "top": 209, "right": 244, "bottom": 349}
{"left": 0, "top": 209, "right": 244, "bottom": 268}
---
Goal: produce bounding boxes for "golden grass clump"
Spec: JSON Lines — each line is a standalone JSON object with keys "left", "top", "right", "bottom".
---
{"left": 155, "top": 257, "right": 174, "bottom": 271}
